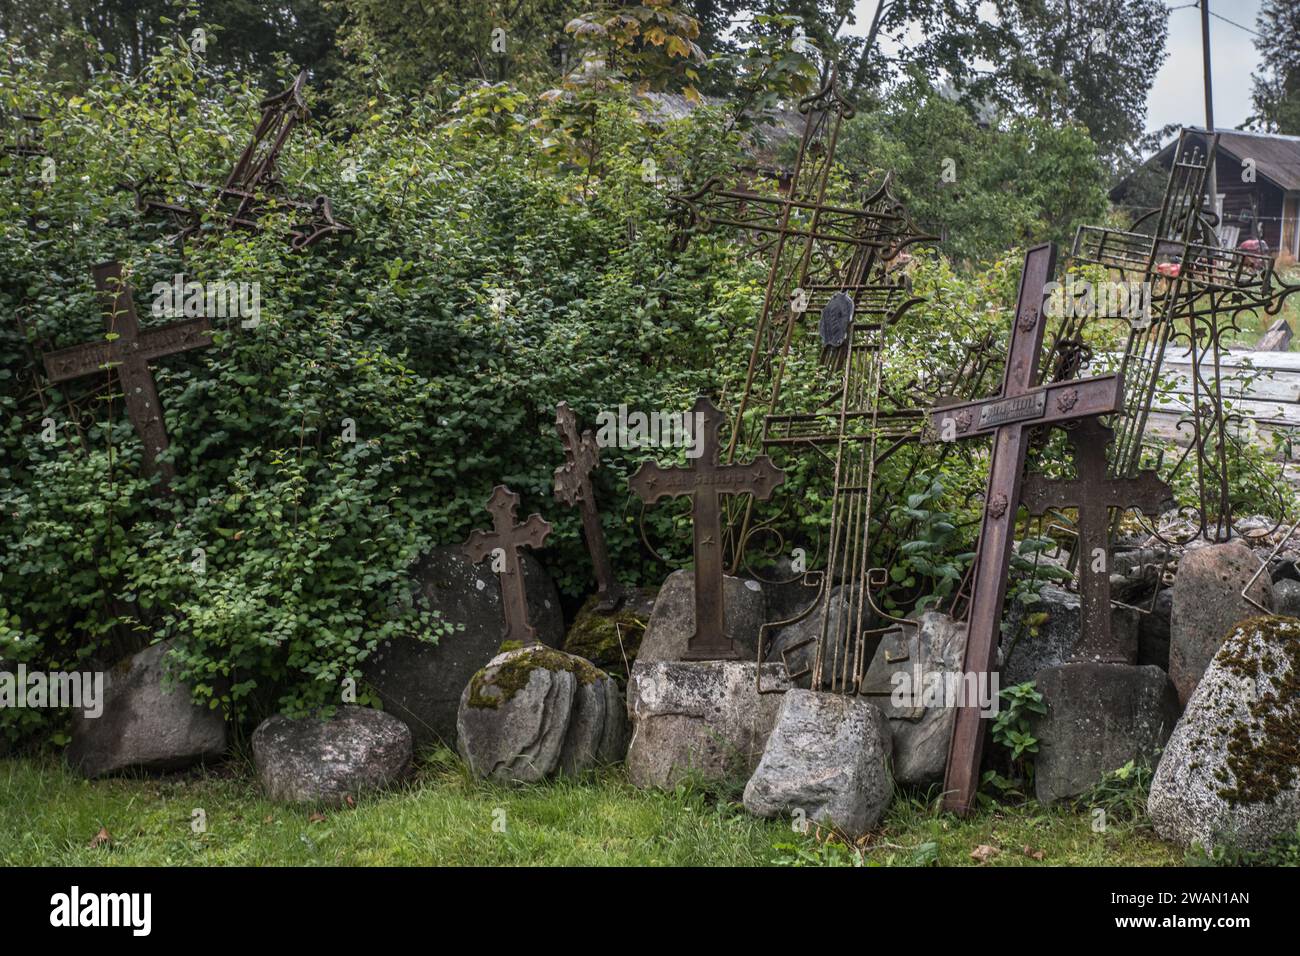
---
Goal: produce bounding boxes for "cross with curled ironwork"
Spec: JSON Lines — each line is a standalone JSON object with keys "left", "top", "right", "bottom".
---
{"left": 134, "top": 72, "right": 352, "bottom": 250}
{"left": 629, "top": 396, "right": 784, "bottom": 660}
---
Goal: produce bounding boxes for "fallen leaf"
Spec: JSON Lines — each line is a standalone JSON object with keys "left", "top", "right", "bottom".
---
{"left": 1021, "top": 844, "right": 1045, "bottom": 861}
{"left": 263, "top": 815, "right": 274, "bottom": 824}
{"left": 969, "top": 844, "right": 999, "bottom": 863}
{"left": 344, "top": 795, "right": 356, "bottom": 809}
{"left": 88, "top": 827, "right": 112, "bottom": 849}
{"left": 308, "top": 811, "right": 326, "bottom": 824}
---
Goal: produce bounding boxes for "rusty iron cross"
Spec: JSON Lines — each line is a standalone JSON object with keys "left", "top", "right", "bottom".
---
{"left": 629, "top": 396, "right": 785, "bottom": 660}
{"left": 463, "top": 485, "right": 553, "bottom": 647}
{"left": 553, "top": 402, "right": 623, "bottom": 610}
{"left": 42, "top": 261, "right": 212, "bottom": 483}
{"left": 928, "top": 244, "right": 1124, "bottom": 815}
{"left": 1021, "top": 418, "right": 1172, "bottom": 663}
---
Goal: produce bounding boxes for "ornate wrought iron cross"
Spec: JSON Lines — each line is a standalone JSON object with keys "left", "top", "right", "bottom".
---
{"left": 928, "top": 244, "right": 1124, "bottom": 815}
{"left": 1020, "top": 418, "right": 1172, "bottom": 663}
{"left": 553, "top": 401, "right": 622, "bottom": 610}
{"left": 629, "top": 396, "right": 785, "bottom": 660}
{"left": 135, "top": 72, "right": 352, "bottom": 250}
{"left": 463, "top": 485, "right": 553, "bottom": 647}
{"left": 42, "top": 261, "right": 212, "bottom": 483}
{"left": 1070, "top": 129, "right": 1300, "bottom": 539}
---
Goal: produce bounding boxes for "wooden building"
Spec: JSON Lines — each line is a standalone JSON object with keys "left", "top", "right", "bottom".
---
{"left": 1113, "top": 126, "right": 1300, "bottom": 257}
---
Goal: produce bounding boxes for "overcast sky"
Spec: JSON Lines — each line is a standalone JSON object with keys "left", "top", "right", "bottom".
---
{"left": 846, "top": 0, "right": 1266, "bottom": 142}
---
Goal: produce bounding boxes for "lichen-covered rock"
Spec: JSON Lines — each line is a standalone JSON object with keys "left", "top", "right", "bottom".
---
{"left": 1004, "top": 585, "right": 1138, "bottom": 686}
{"left": 363, "top": 546, "right": 563, "bottom": 748}
{"left": 1029, "top": 662, "right": 1179, "bottom": 803}
{"left": 1170, "top": 542, "right": 1274, "bottom": 706}
{"left": 562, "top": 587, "right": 658, "bottom": 683}
{"left": 252, "top": 705, "right": 412, "bottom": 806}
{"left": 743, "top": 690, "right": 893, "bottom": 836}
{"left": 1148, "top": 616, "right": 1300, "bottom": 852}
{"left": 635, "top": 569, "right": 766, "bottom": 666}
{"left": 65, "top": 640, "right": 227, "bottom": 779}
{"left": 456, "top": 646, "right": 624, "bottom": 784}
{"left": 860, "top": 611, "right": 968, "bottom": 786}
{"left": 626, "top": 661, "right": 791, "bottom": 788}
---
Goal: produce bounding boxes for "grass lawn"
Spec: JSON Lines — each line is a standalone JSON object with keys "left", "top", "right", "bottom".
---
{"left": 0, "top": 750, "right": 1185, "bottom": 867}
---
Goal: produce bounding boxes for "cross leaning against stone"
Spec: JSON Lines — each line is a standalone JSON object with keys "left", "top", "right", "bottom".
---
{"left": 927, "top": 243, "right": 1124, "bottom": 815}
{"left": 629, "top": 395, "right": 784, "bottom": 660}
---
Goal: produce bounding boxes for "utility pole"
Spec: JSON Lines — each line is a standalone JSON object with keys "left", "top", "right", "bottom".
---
{"left": 1201, "top": 0, "right": 1219, "bottom": 237}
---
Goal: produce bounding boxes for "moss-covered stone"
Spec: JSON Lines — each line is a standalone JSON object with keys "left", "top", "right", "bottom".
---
{"left": 1213, "top": 616, "right": 1300, "bottom": 807}
{"left": 561, "top": 588, "right": 657, "bottom": 683}
{"left": 466, "top": 646, "right": 606, "bottom": 710}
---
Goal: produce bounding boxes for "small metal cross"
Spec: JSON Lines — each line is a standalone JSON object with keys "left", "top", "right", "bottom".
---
{"left": 1021, "top": 418, "right": 1172, "bottom": 663}
{"left": 463, "top": 485, "right": 553, "bottom": 647}
{"left": 553, "top": 401, "right": 622, "bottom": 610}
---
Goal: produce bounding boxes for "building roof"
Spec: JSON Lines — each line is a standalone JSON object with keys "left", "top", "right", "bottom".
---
{"left": 1120, "top": 126, "right": 1300, "bottom": 197}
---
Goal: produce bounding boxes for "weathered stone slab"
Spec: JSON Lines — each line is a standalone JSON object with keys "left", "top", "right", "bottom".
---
{"left": 626, "top": 661, "right": 790, "bottom": 788}
{"left": 861, "top": 611, "right": 969, "bottom": 786}
{"left": 1149, "top": 616, "right": 1300, "bottom": 852}
{"left": 562, "top": 587, "right": 657, "bottom": 683}
{"left": 1029, "top": 662, "right": 1180, "bottom": 804}
{"left": 743, "top": 690, "right": 893, "bottom": 836}
{"left": 1170, "top": 541, "right": 1273, "bottom": 706}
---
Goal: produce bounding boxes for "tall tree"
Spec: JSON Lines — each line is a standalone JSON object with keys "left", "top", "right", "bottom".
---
{"left": 1249, "top": 0, "right": 1300, "bottom": 134}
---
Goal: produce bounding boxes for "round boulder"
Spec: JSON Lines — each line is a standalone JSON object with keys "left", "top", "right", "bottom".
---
{"left": 457, "top": 646, "right": 626, "bottom": 784}
{"left": 1149, "top": 616, "right": 1300, "bottom": 852}
{"left": 252, "top": 705, "right": 413, "bottom": 806}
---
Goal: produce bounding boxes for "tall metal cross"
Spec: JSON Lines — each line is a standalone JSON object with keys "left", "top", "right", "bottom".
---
{"left": 629, "top": 396, "right": 785, "bottom": 660}
{"left": 928, "top": 244, "right": 1124, "bottom": 815}
{"left": 553, "top": 401, "right": 622, "bottom": 610}
{"left": 1021, "top": 418, "right": 1173, "bottom": 663}
{"left": 42, "top": 261, "right": 212, "bottom": 483}
{"left": 1070, "top": 129, "right": 1300, "bottom": 537}
{"left": 463, "top": 485, "right": 553, "bottom": 647}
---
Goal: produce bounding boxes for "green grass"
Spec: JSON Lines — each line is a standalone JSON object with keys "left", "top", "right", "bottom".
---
{"left": 0, "top": 751, "right": 1184, "bottom": 866}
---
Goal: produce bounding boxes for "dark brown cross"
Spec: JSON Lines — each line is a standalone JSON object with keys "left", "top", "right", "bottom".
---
{"left": 463, "top": 485, "right": 553, "bottom": 646}
{"left": 629, "top": 396, "right": 785, "bottom": 660}
{"left": 42, "top": 261, "right": 212, "bottom": 483}
{"left": 1020, "top": 418, "right": 1172, "bottom": 663}
{"left": 928, "top": 244, "right": 1124, "bottom": 815}
{"left": 553, "top": 402, "right": 622, "bottom": 611}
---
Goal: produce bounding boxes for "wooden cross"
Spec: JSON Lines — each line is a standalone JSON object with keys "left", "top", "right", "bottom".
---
{"left": 1020, "top": 418, "right": 1172, "bottom": 663}
{"left": 629, "top": 396, "right": 785, "bottom": 660}
{"left": 928, "top": 244, "right": 1124, "bottom": 815}
{"left": 553, "top": 402, "right": 622, "bottom": 610}
{"left": 42, "top": 261, "right": 212, "bottom": 483}
{"left": 463, "top": 485, "right": 553, "bottom": 646}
